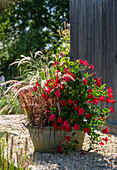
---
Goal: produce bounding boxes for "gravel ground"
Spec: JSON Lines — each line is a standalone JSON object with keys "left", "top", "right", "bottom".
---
{"left": 0, "top": 115, "right": 117, "bottom": 170}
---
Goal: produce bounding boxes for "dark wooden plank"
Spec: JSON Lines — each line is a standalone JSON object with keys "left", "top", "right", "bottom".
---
{"left": 70, "top": 0, "right": 117, "bottom": 121}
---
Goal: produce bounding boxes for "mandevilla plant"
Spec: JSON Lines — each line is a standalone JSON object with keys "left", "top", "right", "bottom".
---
{"left": 32, "top": 56, "right": 115, "bottom": 153}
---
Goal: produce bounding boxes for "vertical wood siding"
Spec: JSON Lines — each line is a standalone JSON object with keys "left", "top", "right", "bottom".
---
{"left": 70, "top": 0, "right": 117, "bottom": 121}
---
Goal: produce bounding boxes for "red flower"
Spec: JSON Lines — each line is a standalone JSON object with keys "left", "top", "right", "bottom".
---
{"left": 99, "top": 95, "right": 105, "bottom": 102}
{"left": 94, "top": 77, "right": 101, "bottom": 87}
{"left": 74, "top": 124, "right": 80, "bottom": 130}
{"left": 63, "top": 120, "right": 69, "bottom": 128}
{"left": 59, "top": 84, "right": 65, "bottom": 90}
{"left": 110, "top": 99, "right": 115, "bottom": 105}
{"left": 42, "top": 93, "right": 49, "bottom": 101}
{"left": 102, "top": 127, "right": 109, "bottom": 134}
{"left": 109, "top": 106, "right": 114, "bottom": 113}
{"left": 64, "top": 67, "right": 69, "bottom": 73}
{"left": 88, "top": 94, "right": 94, "bottom": 99}
{"left": 68, "top": 99, "right": 73, "bottom": 105}
{"left": 74, "top": 105, "right": 80, "bottom": 111}
{"left": 65, "top": 136, "right": 71, "bottom": 142}
{"left": 87, "top": 89, "right": 93, "bottom": 93}
{"left": 49, "top": 114, "right": 56, "bottom": 121}
{"left": 93, "top": 97, "right": 99, "bottom": 104}
{"left": 108, "top": 93, "right": 113, "bottom": 99}
{"left": 54, "top": 90, "right": 60, "bottom": 97}
{"left": 87, "top": 100, "right": 92, "bottom": 104}
{"left": 57, "top": 145, "right": 63, "bottom": 153}
{"left": 60, "top": 126, "right": 66, "bottom": 131}
{"left": 105, "top": 97, "right": 110, "bottom": 103}
{"left": 64, "top": 77, "right": 70, "bottom": 82}
{"left": 84, "top": 128, "right": 90, "bottom": 134}
{"left": 103, "top": 137, "right": 108, "bottom": 142}
{"left": 53, "top": 122, "right": 59, "bottom": 131}
{"left": 92, "top": 98, "right": 98, "bottom": 104}
{"left": 70, "top": 118, "right": 73, "bottom": 122}
{"left": 66, "top": 127, "right": 72, "bottom": 132}
{"left": 91, "top": 72, "right": 96, "bottom": 76}
{"left": 53, "top": 81, "right": 58, "bottom": 88}
{"left": 84, "top": 60, "right": 89, "bottom": 66}
{"left": 86, "top": 113, "right": 92, "bottom": 119}
{"left": 79, "top": 58, "right": 84, "bottom": 65}
{"left": 53, "top": 61, "right": 59, "bottom": 66}
{"left": 107, "top": 87, "right": 113, "bottom": 93}
{"left": 55, "top": 78, "right": 60, "bottom": 84}
{"left": 36, "top": 81, "right": 40, "bottom": 86}
{"left": 79, "top": 108, "right": 84, "bottom": 115}
{"left": 89, "top": 64, "right": 94, "bottom": 70}
{"left": 44, "top": 87, "right": 52, "bottom": 94}
{"left": 57, "top": 117, "right": 63, "bottom": 124}
{"left": 99, "top": 141, "right": 104, "bottom": 146}
{"left": 32, "top": 86, "right": 37, "bottom": 91}
{"left": 83, "top": 78, "right": 88, "bottom": 85}
{"left": 73, "top": 100, "right": 78, "bottom": 105}
{"left": 60, "top": 100, "right": 67, "bottom": 106}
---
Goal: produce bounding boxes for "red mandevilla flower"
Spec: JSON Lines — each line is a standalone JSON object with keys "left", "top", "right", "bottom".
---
{"left": 57, "top": 145, "right": 63, "bottom": 153}
{"left": 36, "top": 81, "right": 40, "bottom": 86}
{"left": 103, "top": 137, "right": 108, "bottom": 142}
{"left": 102, "top": 127, "right": 109, "bottom": 134}
{"left": 53, "top": 61, "right": 59, "bottom": 66}
{"left": 68, "top": 99, "right": 73, "bottom": 105}
{"left": 87, "top": 89, "right": 93, "bottom": 93}
{"left": 54, "top": 90, "right": 60, "bottom": 97}
{"left": 60, "top": 100, "right": 67, "bottom": 106}
{"left": 79, "top": 58, "right": 84, "bottom": 65}
{"left": 66, "top": 127, "right": 72, "bottom": 132}
{"left": 107, "top": 87, "right": 113, "bottom": 93}
{"left": 109, "top": 106, "right": 114, "bottom": 113}
{"left": 49, "top": 114, "right": 56, "bottom": 121}
{"left": 110, "top": 99, "right": 115, "bottom": 105}
{"left": 74, "top": 105, "right": 80, "bottom": 111}
{"left": 94, "top": 77, "right": 101, "bottom": 87}
{"left": 53, "top": 122, "right": 59, "bottom": 131}
{"left": 73, "top": 100, "right": 78, "bottom": 105}
{"left": 32, "top": 86, "right": 37, "bottom": 91}
{"left": 64, "top": 77, "right": 70, "bottom": 82}
{"left": 105, "top": 97, "right": 110, "bottom": 103}
{"left": 99, "top": 141, "right": 104, "bottom": 146}
{"left": 99, "top": 95, "right": 105, "bottom": 102}
{"left": 83, "top": 78, "right": 88, "bottom": 85}
{"left": 74, "top": 124, "right": 80, "bottom": 130}
{"left": 57, "top": 117, "right": 63, "bottom": 124}
{"left": 65, "top": 136, "right": 72, "bottom": 142}
{"left": 88, "top": 94, "right": 94, "bottom": 99}
{"left": 108, "top": 93, "right": 113, "bottom": 99}
{"left": 86, "top": 113, "right": 92, "bottom": 119}
{"left": 84, "top": 60, "right": 89, "bottom": 66}
{"left": 63, "top": 120, "right": 69, "bottom": 128}
{"left": 89, "top": 64, "right": 94, "bottom": 70}
{"left": 78, "top": 108, "right": 84, "bottom": 115}
{"left": 92, "top": 98, "right": 98, "bottom": 104}
{"left": 41, "top": 93, "right": 49, "bottom": 101}
{"left": 84, "top": 128, "right": 90, "bottom": 134}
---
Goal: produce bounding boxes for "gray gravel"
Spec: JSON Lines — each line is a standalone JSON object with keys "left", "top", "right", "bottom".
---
{"left": 0, "top": 115, "right": 117, "bottom": 170}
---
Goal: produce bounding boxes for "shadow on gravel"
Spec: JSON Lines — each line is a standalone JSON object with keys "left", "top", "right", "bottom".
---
{"left": 30, "top": 150, "right": 117, "bottom": 170}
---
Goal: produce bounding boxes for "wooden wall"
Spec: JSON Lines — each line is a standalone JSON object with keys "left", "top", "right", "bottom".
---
{"left": 70, "top": 0, "right": 117, "bottom": 121}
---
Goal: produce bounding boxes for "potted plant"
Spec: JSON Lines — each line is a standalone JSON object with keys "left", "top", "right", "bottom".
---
{"left": 3, "top": 53, "right": 115, "bottom": 154}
